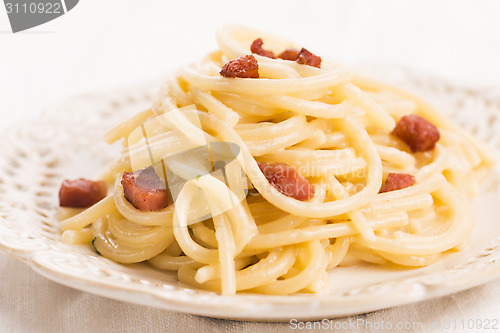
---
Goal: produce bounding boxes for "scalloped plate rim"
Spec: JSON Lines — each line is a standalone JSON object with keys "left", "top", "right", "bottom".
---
{"left": 26, "top": 245, "right": 500, "bottom": 321}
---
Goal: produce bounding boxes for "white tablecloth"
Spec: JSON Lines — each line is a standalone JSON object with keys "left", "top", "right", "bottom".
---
{"left": 1, "top": 1, "right": 500, "bottom": 331}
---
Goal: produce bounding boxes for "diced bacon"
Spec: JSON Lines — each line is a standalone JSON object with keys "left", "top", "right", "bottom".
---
{"left": 379, "top": 173, "right": 416, "bottom": 193}
{"left": 220, "top": 55, "right": 259, "bottom": 78}
{"left": 278, "top": 48, "right": 300, "bottom": 61}
{"left": 296, "top": 48, "right": 321, "bottom": 68}
{"left": 59, "top": 178, "right": 107, "bottom": 208}
{"left": 247, "top": 39, "right": 321, "bottom": 68}
{"left": 258, "top": 162, "right": 315, "bottom": 201}
{"left": 392, "top": 114, "right": 440, "bottom": 152}
{"left": 250, "top": 38, "right": 276, "bottom": 59}
{"left": 121, "top": 166, "right": 172, "bottom": 211}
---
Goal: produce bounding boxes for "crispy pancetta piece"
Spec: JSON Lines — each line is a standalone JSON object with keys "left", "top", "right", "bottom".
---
{"left": 220, "top": 55, "right": 259, "bottom": 78}
{"left": 121, "top": 166, "right": 172, "bottom": 211}
{"left": 59, "top": 178, "right": 107, "bottom": 208}
{"left": 392, "top": 114, "right": 440, "bottom": 152}
{"left": 258, "top": 162, "right": 315, "bottom": 201}
{"left": 250, "top": 38, "right": 276, "bottom": 59}
{"left": 379, "top": 173, "right": 416, "bottom": 193}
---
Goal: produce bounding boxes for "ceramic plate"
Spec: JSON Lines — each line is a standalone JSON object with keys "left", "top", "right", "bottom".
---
{"left": 1, "top": 67, "right": 500, "bottom": 321}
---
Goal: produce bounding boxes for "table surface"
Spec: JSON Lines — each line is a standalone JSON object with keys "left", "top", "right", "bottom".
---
{"left": 1, "top": 1, "right": 500, "bottom": 332}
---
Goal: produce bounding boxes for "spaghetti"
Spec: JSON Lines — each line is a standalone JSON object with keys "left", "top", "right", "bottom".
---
{"left": 58, "top": 26, "right": 494, "bottom": 295}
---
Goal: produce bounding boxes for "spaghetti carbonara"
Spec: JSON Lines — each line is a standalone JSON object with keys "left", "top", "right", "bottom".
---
{"left": 58, "top": 26, "right": 494, "bottom": 295}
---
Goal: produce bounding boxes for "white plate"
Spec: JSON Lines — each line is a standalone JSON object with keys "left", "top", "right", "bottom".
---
{"left": 1, "top": 67, "right": 500, "bottom": 321}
